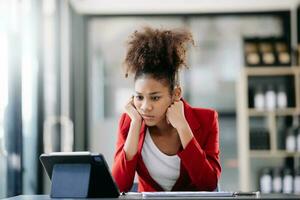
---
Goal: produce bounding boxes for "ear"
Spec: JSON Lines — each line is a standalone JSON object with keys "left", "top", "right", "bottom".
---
{"left": 173, "top": 86, "right": 182, "bottom": 101}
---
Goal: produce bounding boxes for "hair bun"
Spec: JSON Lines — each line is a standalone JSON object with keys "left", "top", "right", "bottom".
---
{"left": 124, "top": 26, "right": 194, "bottom": 77}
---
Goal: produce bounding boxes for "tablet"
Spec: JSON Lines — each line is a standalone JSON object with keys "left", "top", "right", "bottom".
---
{"left": 39, "top": 152, "right": 120, "bottom": 198}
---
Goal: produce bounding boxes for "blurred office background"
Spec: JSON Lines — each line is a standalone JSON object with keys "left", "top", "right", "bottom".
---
{"left": 1, "top": 0, "right": 300, "bottom": 198}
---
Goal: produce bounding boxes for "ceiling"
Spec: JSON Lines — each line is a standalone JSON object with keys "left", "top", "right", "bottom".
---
{"left": 69, "top": 0, "right": 300, "bottom": 15}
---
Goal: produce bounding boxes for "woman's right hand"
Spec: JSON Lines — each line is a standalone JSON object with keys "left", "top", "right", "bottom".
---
{"left": 125, "top": 96, "right": 142, "bottom": 123}
{"left": 123, "top": 96, "right": 142, "bottom": 161}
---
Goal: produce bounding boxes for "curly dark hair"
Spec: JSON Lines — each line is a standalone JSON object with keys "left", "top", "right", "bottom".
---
{"left": 124, "top": 26, "right": 194, "bottom": 92}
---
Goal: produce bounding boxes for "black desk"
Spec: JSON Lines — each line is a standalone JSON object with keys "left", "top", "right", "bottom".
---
{"left": 2, "top": 194, "right": 300, "bottom": 200}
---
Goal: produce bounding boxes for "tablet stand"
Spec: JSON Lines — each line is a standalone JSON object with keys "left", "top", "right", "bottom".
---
{"left": 50, "top": 163, "right": 91, "bottom": 198}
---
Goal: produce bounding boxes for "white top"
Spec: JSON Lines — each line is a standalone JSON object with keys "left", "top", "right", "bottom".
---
{"left": 141, "top": 129, "right": 180, "bottom": 191}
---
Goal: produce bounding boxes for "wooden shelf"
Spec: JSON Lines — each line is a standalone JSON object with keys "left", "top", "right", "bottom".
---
{"left": 248, "top": 108, "right": 299, "bottom": 116}
{"left": 250, "top": 150, "right": 300, "bottom": 158}
{"left": 237, "top": 65, "right": 300, "bottom": 191}
{"left": 244, "top": 66, "right": 300, "bottom": 76}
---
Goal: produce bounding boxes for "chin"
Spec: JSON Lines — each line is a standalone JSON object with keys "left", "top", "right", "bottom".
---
{"left": 145, "top": 121, "right": 157, "bottom": 126}
{"left": 144, "top": 120, "right": 157, "bottom": 126}
{"left": 144, "top": 116, "right": 164, "bottom": 127}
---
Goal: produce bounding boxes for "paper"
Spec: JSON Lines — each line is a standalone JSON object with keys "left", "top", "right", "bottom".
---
{"left": 142, "top": 191, "right": 234, "bottom": 198}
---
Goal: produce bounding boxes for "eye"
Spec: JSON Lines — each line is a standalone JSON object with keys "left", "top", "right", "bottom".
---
{"left": 135, "top": 95, "right": 143, "bottom": 101}
{"left": 151, "top": 96, "right": 160, "bottom": 101}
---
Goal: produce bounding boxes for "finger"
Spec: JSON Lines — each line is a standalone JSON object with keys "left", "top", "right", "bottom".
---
{"left": 126, "top": 97, "right": 133, "bottom": 105}
{"left": 128, "top": 97, "right": 135, "bottom": 107}
{"left": 166, "top": 111, "right": 170, "bottom": 124}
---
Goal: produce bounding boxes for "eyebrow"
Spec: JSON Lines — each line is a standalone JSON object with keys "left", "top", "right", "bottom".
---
{"left": 135, "top": 91, "right": 162, "bottom": 95}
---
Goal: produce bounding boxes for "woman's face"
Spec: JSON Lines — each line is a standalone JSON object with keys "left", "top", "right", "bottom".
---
{"left": 133, "top": 76, "right": 173, "bottom": 126}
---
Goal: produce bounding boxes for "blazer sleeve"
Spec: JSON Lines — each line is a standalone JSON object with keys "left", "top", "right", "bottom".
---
{"left": 112, "top": 113, "right": 139, "bottom": 192}
{"left": 178, "top": 110, "right": 221, "bottom": 191}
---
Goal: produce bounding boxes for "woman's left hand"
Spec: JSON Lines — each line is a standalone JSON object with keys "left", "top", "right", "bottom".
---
{"left": 166, "top": 100, "right": 188, "bottom": 130}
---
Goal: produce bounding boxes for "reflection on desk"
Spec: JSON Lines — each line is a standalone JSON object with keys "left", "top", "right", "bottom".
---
{"left": 3, "top": 194, "right": 300, "bottom": 200}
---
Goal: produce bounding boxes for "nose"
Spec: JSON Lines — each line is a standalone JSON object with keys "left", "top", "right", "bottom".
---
{"left": 140, "top": 99, "right": 153, "bottom": 112}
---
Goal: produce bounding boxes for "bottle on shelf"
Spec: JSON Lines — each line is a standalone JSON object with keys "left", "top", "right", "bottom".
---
{"left": 282, "top": 167, "right": 293, "bottom": 193}
{"left": 277, "top": 116, "right": 287, "bottom": 150}
{"left": 244, "top": 38, "right": 261, "bottom": 66}
{"left": 294, "top": 166, "right": 300, "bottom": 194}
{"left": 274, "top": 39, "right": 291, "bottom": 66}
{"left": 260, "top": 168, "right": 272, "bottom": 193}
{"left": 295, "top": 116, "right": 300, "bottom": 152}
{"left": 259, "top": 39, "right": 276, "bottom": 66}
{"left": 276, "top": 85, "right": 288, "bottom": 109}
{"left": 265, "top": 85, "right": 276, "bottom": 111}
{"left": 286, "top": 128, "right": 296, "bottom": 152}
{"left": 272, "top": 167, "right": 282, "bottom": 193}
{"left": 297, "top": 127, "right": 300, "bottom": 152}
{"left": 286, "top": 116, "right": 300, "bottom": 152}
{"left": 254, "top": 85, "right": 265, "bottom": 110}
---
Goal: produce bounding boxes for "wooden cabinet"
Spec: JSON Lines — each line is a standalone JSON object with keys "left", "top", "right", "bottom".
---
{"left": 237, "top": 66, "right": 300, "bottom": 191}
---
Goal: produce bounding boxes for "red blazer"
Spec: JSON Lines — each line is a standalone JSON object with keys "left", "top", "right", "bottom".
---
{"left": 112, "top": 99, "right": 221, "bottom": 192}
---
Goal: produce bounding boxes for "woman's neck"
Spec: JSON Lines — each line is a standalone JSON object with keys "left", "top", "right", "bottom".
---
{"left": 149, "top": 118, "right": 175, "bottom": 136}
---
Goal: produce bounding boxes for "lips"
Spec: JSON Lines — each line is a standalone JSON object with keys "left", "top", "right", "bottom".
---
{"left": 141, "top": 114, "right": 155, "bottom": 120}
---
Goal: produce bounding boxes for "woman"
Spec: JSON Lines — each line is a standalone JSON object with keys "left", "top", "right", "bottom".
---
{"left": 112, "top": 26, "right": 221, "bottom": 192}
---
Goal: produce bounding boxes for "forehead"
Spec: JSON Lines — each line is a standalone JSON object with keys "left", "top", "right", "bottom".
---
{"left": 134, "top": 77, "right": 169, "bottom": 93}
